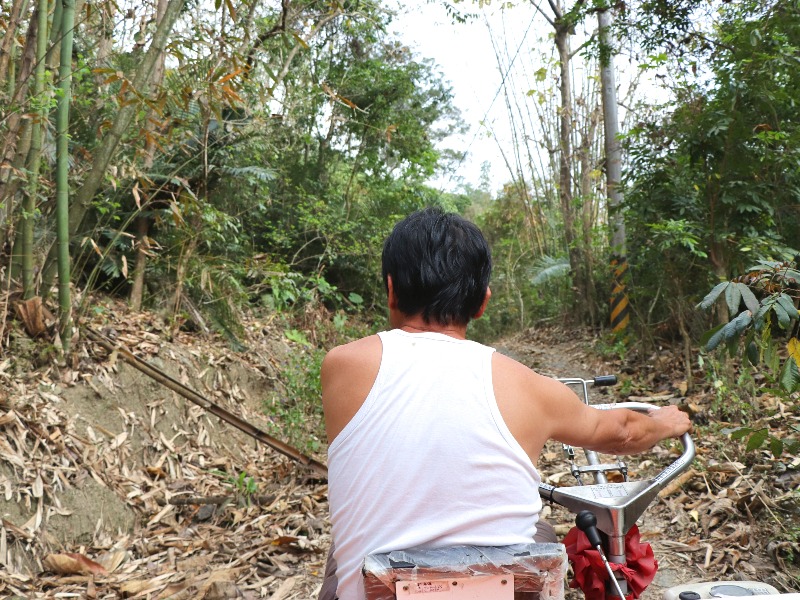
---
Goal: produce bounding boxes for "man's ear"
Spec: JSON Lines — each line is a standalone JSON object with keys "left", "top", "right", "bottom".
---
{"left": 473, "top": 287, "right": 491, "bottom": 319}
{"left": 387, "top": 275, "right": 400, "bottom": 309}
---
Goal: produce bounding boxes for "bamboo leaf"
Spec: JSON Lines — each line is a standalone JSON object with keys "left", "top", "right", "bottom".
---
{"left": 222, "top": 85, "right": 243, "bottom": 103}
{"left": 43, "top": 553, "right": 108, "bottom": 576}
{"left": 217, "top": 68, "right": 244, "bottom": 84}
{"left": 224, "top": 0, "right": 236, "bottom": 20}
{"left": 697, "top": 282, "right": 729, "bottom": 310}
{"left": 291, "top": 31, "right": 310, "bottom": 50}
{"left": 132, "top": 181, "right": 141, "bottom": 209}
{"left": 262, "top": 64, "right": 277, "bottom": 83}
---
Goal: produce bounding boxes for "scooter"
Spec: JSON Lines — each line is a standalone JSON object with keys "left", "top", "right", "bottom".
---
{"left": 362, "top": 375, "right": 790, "bottom": 600}
{"left": 547, "top": 376, "right": 784, "bottom": 600}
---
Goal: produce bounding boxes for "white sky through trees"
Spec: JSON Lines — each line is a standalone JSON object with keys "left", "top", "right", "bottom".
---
{"left": 391, "top": 2, "right": 547, "bottom": 194}
{"left": 391, "top": 2, "right": 668, "bottom": 196}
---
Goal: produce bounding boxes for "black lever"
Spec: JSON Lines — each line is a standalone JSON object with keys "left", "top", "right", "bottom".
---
{"left": 576, "top": 510, "right": 604, "bottom": 548}
{"left": 576, "top": 511, "right": 627, "bottom": 599}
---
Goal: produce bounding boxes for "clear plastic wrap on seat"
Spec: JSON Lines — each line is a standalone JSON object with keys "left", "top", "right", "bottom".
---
{"left": 363, "top": 543, "right": 567, "bottom": 600}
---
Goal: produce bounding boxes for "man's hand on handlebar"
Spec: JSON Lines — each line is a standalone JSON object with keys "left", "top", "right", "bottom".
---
{"left": 647, "top": 405, "right": 692, "bottom": 440}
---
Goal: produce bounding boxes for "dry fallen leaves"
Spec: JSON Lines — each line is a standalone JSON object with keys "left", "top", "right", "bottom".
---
{"left": 0, "top": 300, "right": 330, "bottom": 599}
{"left": 1, "top": 307, "right": 797, "bottom": 599}
{"left": 42, "top": 553, "right": 108, "bottom": 576}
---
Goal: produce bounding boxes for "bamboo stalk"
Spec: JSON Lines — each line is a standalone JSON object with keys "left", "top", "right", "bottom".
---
{"left": 55, "top": 0, "right": 76, "bottom": 352}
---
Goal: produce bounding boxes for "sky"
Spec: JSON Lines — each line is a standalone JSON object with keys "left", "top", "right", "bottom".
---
{"left": 389, "top": 2, "right": 670, "bottom": 196}
{"left": 389, "top": 2, "right": 546, "bottom": 193}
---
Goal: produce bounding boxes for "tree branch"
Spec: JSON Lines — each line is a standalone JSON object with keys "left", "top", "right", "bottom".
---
{"left": 531, "top": 0, "right": 555, "bottom": 27}
{"left": 245, "top": 0, "right": 290, "bottom": 73}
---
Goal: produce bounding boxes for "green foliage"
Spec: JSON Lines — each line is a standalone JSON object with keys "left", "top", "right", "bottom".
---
{"left": 701, "top": 355, "right": 758, "bottom": 422}
{"left": 698, "top": 258, "right": 800, "bottom": 457}
{"left": 266, "top": 348, "right": 325, "bottom": 454}
{"left": 470, "top": 181, "right": 583, "bottom": 341}
{"left": 260, "top": 271, "right": 365, "bottom": 316}
{"left": 730, "top": 426, "right": 800, "bottom": 459}
{"left": 624, "top": 1, "right": 800, "bottom": 339}
{"left": 698, "top": 260, "right": 799, "bottom": 371}
{"left": 212, "top": 469, "right": 259, "bottom": 506}
{"left": 594, "top": 334, "right": 629, "bottom": 363}
{"left": 29, "top": 0, "right": 464, "bottom": 342}
{"left": 530, "top": 255, "right": 571, "bottom": 286}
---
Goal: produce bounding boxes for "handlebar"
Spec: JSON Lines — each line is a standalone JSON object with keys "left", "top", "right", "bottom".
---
{"left": 594, "top": 375, "right": 618, "bottom": 386}
{"left": 597, "top": 402, "right": 695, "bottom": 485}
{"left": 539, "top": 402, "right": 695, "bottom": 562}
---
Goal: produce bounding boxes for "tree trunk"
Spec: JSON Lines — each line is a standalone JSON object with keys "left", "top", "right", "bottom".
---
{"left": 0, "top": 0, "right": 28, "bottom": 90}
{"left": 46, "top": 0, "right": 62, "bottom": 68}
{"left": 55, "top": 0, "right": 76, "bottom": 352}
{"left": 709, "top": 241, "right": 730, "bottom": 324}
{"left": 129, "top": 0, "right": 168, "bottom": 311}
{"left": 129, "top": 216, "right": 149, "bottom": 310}
{"left": 578, "top": 104, "right": 601, "bottom": 326}
{"left": 598, "top": 7, "right": 630, "bottom": 337}
{"left": 554, "top": 22, "right": 583, "bottom": 320}
{"left": 0, "top": 10, "right": 41, "bottom": 250}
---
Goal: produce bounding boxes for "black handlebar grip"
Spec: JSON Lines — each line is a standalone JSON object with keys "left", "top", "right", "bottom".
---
{"left": 593, "top": 375, "right": 618, "bottom": 387}
{"left": 576, "top": 510, "right": 604, "bottom": 549}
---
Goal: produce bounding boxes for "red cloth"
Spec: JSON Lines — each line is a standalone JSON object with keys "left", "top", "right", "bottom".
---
{"left": 564, "top": 524, "right": 658, "bottom": 600}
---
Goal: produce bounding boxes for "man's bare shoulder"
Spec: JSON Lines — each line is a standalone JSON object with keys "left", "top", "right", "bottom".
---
{"left": 323, "top": 334, "right": 382, "bottom": 369}
{"left": 492, "top": 351, "right": 558, "bottom": 390}
{"left": 321, "top": 334, "right": 383, "bottom": 443}
{"left": 491, "top": 351, "right": 586, "bottom": 458}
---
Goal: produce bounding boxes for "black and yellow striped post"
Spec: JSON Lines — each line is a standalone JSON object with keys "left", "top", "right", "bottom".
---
{"left": 610, "top": 254, "right": 630, "bottom": 336}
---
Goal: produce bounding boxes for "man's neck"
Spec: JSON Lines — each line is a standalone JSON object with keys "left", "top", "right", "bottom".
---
{"left": 392, "top": 314, "right": 468, "bottom": 340}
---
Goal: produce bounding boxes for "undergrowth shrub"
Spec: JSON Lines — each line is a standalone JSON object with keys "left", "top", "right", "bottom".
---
{"left": 263, "top": 301, "right": 376, "bottom": 454}
{"left": 266, "top": 347, "right": 326, "bottom": 454}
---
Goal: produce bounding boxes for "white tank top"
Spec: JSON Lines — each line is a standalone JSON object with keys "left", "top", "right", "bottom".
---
{"left": 327, "top": 329, "right": 543, "bottom": 600}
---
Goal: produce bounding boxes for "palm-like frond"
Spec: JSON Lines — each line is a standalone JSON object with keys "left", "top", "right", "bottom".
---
{"left": 529, "top": 255, "right": 571, "bottom": 286}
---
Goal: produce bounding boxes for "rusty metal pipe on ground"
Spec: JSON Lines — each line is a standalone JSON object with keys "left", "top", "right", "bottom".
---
{"left": 84, "top": 325, "right": 329, "bottom": 478}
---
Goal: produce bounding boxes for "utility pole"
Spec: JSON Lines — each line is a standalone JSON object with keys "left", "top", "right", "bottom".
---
{"left": 598, "top": 6, "right": 630, "bottom": 337}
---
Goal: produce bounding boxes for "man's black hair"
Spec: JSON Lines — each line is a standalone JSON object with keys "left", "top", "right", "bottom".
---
{"left": 382, "top": 207, "right": 492, "bottom": 326}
